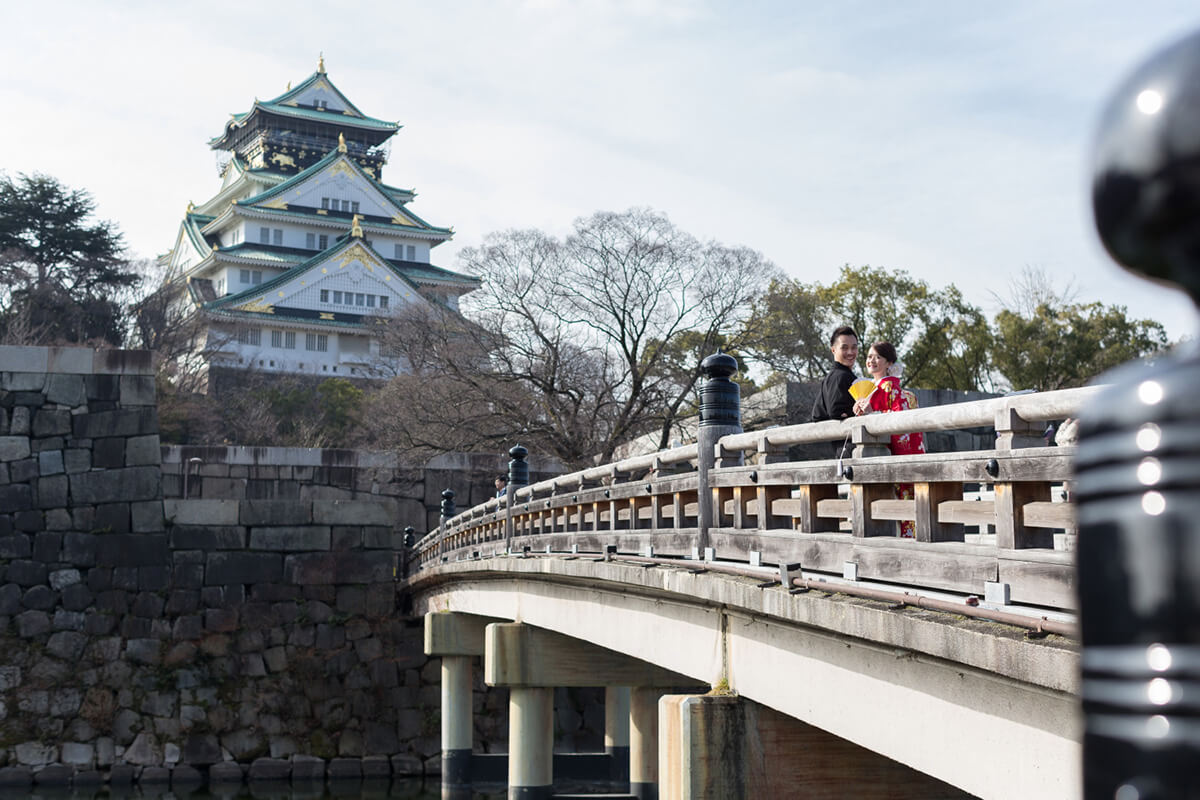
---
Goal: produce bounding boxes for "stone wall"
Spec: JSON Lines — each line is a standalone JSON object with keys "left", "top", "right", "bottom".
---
{"left": 0, "top": 346, "right": 599, "bottom": 789}
{"left": 161, "top": 447, "right": 564, "bottom": 536}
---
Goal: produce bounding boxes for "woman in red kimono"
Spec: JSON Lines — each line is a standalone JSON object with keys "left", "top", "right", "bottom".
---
{"left": 852, "top": 341, "right": 925, "bottom": 538}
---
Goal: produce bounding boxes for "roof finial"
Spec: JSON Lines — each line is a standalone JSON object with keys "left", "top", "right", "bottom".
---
{"left": 318, "top": 53, "right": 326, "bottom": 74}
{"left": 350, "top": 214, "right": 364, "bottom": 239}
{"left": 337, "top": 132, "right": 347, "bottom": 153}
{"left": 286, "top": 81, "right": 291, "bottom": 91}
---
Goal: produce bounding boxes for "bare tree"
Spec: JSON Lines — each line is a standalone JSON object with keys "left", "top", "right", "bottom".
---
{"left": 368, "top": 208, "right": 780, "bottom": 467}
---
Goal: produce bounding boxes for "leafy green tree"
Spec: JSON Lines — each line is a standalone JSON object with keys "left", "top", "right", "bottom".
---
{"left": 992, "top": 301, "right": 1167, "bottom": 391}
{"left": 0, "top": 173, "right": 137, "bottom": 345}
{"left": 742, "top": 265, "right": 992, "bottom": 389}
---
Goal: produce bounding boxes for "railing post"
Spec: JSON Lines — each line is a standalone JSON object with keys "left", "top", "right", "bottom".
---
{"left": 439, "top": 489, "right": 456, "bottom": 561}
{"left": 505, "top": 444, "right": 528, "bottom": 553}
{"left": 1080, "top": 31, "right": 1200, "bottom": 798}
{"left": 696, "top": 352, "right": 743, "bottom": 552}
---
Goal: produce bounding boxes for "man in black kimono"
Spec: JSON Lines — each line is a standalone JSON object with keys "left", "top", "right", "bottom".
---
{"left": 812, "top": 326, "right": 859, "bottom": 456}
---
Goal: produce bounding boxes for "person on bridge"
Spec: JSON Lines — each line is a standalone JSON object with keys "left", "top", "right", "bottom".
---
{"left": 812, "top": 325, "right": 859, "bottom": 458}
{"left": 852, "top": 341, "right": 926, "bottom": 538}
{"left": 495, "top": 475, "right": 508, "bottom": 497}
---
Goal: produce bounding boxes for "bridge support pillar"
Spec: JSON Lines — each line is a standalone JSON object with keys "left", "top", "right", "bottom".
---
{"left": 425, "top": 612, "right": 500, "bottom": 794}
{"left": 605, "top": 686, "right": 630, "bottom": 783}
{"left": 659, "top": 693, "right": 967, "bottom": 800}
{"left": 509, "top": 686, "right": 554, "bottom": 799}
{"left": 630, "top": 687, "right": 660, "bottom": 800}
{"left": 441, "top": 655, "right": 472, "bottom": 787}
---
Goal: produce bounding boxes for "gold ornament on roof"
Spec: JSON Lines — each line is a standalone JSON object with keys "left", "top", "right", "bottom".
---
{"left": 337, "top": 132, "right": 347, "bottom": 154}
{"left": 350, "top": 214, "right": 364, "bottom": 239}
{"left": 286, "top": 81, "right": 292, "bottom": 91}
{"left": 318, "top": 53, "right": 326, "bottom": 74}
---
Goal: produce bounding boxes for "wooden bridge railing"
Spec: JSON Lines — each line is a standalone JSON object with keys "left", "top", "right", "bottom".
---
{"left": 415, "top": 385, "right": 1099, "bottom": 613}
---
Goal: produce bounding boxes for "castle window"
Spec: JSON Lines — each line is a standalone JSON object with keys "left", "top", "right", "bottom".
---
{"left": 271, "top": 330, "right": 282, "bottom": 348}
{"left": 320, "top": 290, "right": 329, "bottom": 303}
{"left": 352, "top": 201, "right": 360, "bottom": 214}
{"left": 379, "top": 296, "right": 389, "bottom": 309}
{"left": 284, "top": 331, "right": 296, "bottom": 349}
{"left": 318, "top": 234, "right": 328, "bottom": 249}
{"left": 333, "top": 291, "right": 342, "bottom": 304}
{"left": 321, "top": 198, "right": 330, "bottom": 210}
{"left": 260, "top": 227, "right": 270, "bottom": 244}
{"left": 235, "top": 328, "right": 261, "bottom": 346}
{"left": 305, "top": 333, "right": 328, "bottom": 352}
{"left": 406, "top": 245, "right": 416, "bottom": 261}
{"left": 239, "top": 269, "right": 250, "bottom": 284}
{"left": 366, "top": 295, "right": 375, "bottom": 308}
{"left": 272, "top": 229, "right": 283, "bottom": 246}
{"left": 356, "top": 293, "right": 365, "bottom": 306}
{"left": 306, "top": 233, "right": 316, "bottom": 249}
{"left": 394, "top": 243, "right": 403, "bottom": 259}
{"left": 251, "top": 270, "right": 262, "bottom": 285}
{"left": 341, "top": 200, "right": 351, "bottom": 213}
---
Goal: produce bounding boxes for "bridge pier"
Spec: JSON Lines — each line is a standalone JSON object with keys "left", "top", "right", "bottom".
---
{"left": 605, "top": 686, "right": 631, "bottom": 783}
{"left": 424, "top": 612, "right": 497, "bottom": 796}
{"left": 658, "top": 693, "right": 971, "bottom": 799}
{"left": 485, "top": 622, "right": 696, "bottom": 800}
{"left": 629, "top": 687, "right": 660, "bottom": 800}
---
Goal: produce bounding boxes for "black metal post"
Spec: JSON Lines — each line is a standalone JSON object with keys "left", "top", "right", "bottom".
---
{"left": 696, "top": 352, "right": 743, "bottom": 555}
{"left": 1079, "top": 28, "right": 1200, "bottom": 799}
{"left": 438, "top": 489, "right": 455, "bottom": 561}
{"left": 506, "top": 445, "right": 529, "bottom": 552}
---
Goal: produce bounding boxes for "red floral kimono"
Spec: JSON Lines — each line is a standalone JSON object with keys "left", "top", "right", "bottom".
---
{"left": 867, "top": 376, "right": 925, "bottom": 538}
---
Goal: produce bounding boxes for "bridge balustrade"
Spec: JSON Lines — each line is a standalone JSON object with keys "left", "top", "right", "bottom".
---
{"left": 416, "top": 384, "right": 1099, "bottom": 614}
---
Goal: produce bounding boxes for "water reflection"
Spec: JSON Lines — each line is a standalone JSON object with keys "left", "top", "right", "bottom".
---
{"left": 1, "top": 779, "right": 505, "bottom": 800}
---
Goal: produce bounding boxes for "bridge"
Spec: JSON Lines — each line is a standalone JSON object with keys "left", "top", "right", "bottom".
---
{"left": 405, "top": 366, "right": 1092, "bottom": 799}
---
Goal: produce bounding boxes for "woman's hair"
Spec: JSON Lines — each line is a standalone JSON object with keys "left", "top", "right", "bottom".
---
{"left": 870, "top": 341, "right": 899, "bottom": 364}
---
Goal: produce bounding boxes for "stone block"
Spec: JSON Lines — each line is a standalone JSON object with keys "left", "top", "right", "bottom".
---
{"left": 0, "top": 583, "right": 20, "bottom": 615}
{"left": 10, "top": 458, "right": 37, "bottom": 483}
{"left": 31, "top": 409, "right": 71, "bottom": 439}
{"left": 290, "top": 755, "right": 326, "bottom": 780}
{"left": 139, "top": 565, "right": 170, "bottom": 591}
{"left": 44, "top": 374, "right": 86, "bottom": 407}
{"left": 125, "top": 638, "right": 162, "bottom": 665}
{"left": 22, "top": 585, "right": 56, "bottom": 610}
{"left": 62, "top": 448, "right": 89, "bottom": 472}
{"left": 95, "top": 533, "right": 168, "bottom": 567}
{"left": 34, "top": 474, "right": 68, "bottom": 508}
{"left": 206, "top": 551, "right": 283, "bottom": 585}
{"left": 119, "top": 374, "right": 156, "bottom": 405}
{"left": 60, "top": 742, "right": 95, "bottom": 768}
{"left": 93, "top": 589, "right": 127, "bottom": 613}
{"left": 164, "top": 498, "right": 239, "bottom": 526}
{"left": 34, "top": 532, "right": 62, "bottom": 562}
{"left": 33, "top": 765, "right": 73, "bottom": 785}
{"left": 125, "top": 732, "right": 162, "bottom": 766}
{"left": 125, "top": 435, "right": 160, "bottom": 466}
{"left": 7, "top": 560, "right": 46, "bottom": 587}
{"left": 83, "top": 373, "right": 118, "bottom": 401}
{"left": 328, "top": 757, "right": 362, "bottom": 778}
{"left": 171, "top": 613, "right": 203, "bottom": 640}
{"left": 0, "top": 535, "right": 30, "bottom": 559}
{"left": 172, "top": 764, "right": 204, "bottom": 786}
{"left": 250, "top": 526, "right": 331, "bottom": 551}
{"left": 60, "top": 583, "right": 93, "bottom": 611}
{"left": 14, "top": 742, "right": 55, "bottom": 766}
{"left": 169, "top": 524, "right": 246, "bottom": 550}
{"left": 72, "top": 408, "right": 156, "bottom": 439}
{"left": 131, "top": 500, "right": 164, "bottom": 532}
{"left": 53, "top": 609, "right": 85, "bottom": 631}
{"left": 71, "top": 466, "right": 161, "bottom": 504}
{"left": 48, "top": 567, "right": 80, "bottom": 590}
{"left": 0, "top": 484, "right": 31, "bottom": 512}
{"left": 37, "top": 450, "right": 63, "bottom": 476}
{"left": 391, "top": 754, "right": 423, "bottom": 776}
{"left": 313, "top": 498, "right": 398, "bottom": 527}
{"left": 204, "top": 608, "right": 239, "bottom": 632}
{"left": 172, "top": 564, "right": 204, "bottom": 590}
{"left": 362, "top": 754, "right": 392, "bottom": 776}
{"left": 132, "top": 592, "right": 165, "bottom": 618}
{"left": 284, "top": 551, "right": 392, "bottom": 585}
{"left": 63, "top": 532, "right": 96, "bottom": 566}
{"left": 8, "top": 407, "right": 31, "bottom": 436}
{"left": 44, "top": 508, "right": 71, "bottom": 530}
{"left": 332, "top": 526, "right": 363, "bottom": 549}
{"left": 248, "top": 757, "right": 291, "bottom": 781}
{"left": 92, "top": 437, "right": 125, "bottom": 469}
{"left": 0, "top": 346, "right": 49, "bottom": 373}
{"left": 240, "top": 499, "right": 311, "bottom": 526}
{"left": 113, "top": 566, "right": 138, "bottom": 590}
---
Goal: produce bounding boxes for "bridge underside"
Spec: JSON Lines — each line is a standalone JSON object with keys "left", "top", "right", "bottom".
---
{"left": 407, "top": 556, "right": 1080, "bottom": 800}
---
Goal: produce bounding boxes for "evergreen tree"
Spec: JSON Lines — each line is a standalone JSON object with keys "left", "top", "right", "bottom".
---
{"left": 0, "top": 172, "right": 137, "bottom": 345}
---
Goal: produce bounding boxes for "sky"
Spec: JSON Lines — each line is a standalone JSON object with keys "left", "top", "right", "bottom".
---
{"left": 3, "top": 0, "right": 1200, "bottom": 340}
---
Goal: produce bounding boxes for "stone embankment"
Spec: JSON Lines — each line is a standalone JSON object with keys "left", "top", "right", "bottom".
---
{"left": 0, "top": 346, "right": 605, "bottom": 789}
